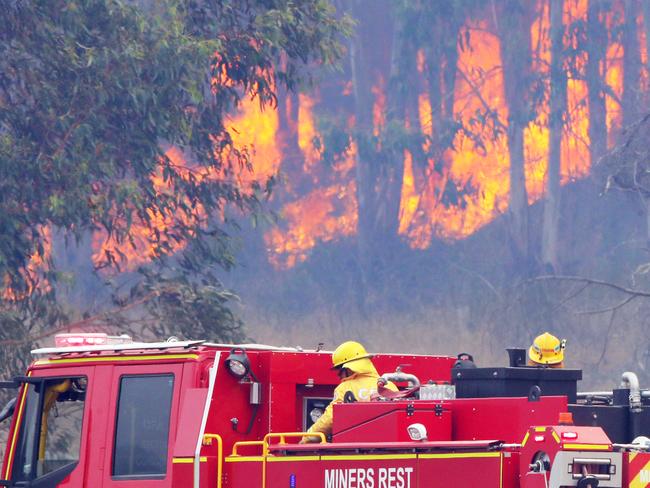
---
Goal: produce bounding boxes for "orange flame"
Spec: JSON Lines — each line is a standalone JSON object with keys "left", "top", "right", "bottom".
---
{"left": 398, "top": 1, "right": 592, "bottom": 248}
{"left": 264, "top": 174, "right": 357, "bottom": 268}
{"left": 399, "top": 21, "right": 511, "bottom": 245}
{"left": 87, "top": 0, "right": 630, "bottom": 272}
{"left": 561, "top": 0, "right": 591, "bottom": 182}
{"left": 228, "top": 95, "right": 281, "bottom": 181}
{"left": 265, "top": 97, "right": 358, "bottom": 268}
{"left": 4, "top": 226, "right": 52, "bottom": 300}
{"left": 92, "top": 93, "right": 282, "bottom": 272}
{"left": 298, "top": 93, "right": 320, "bottom": 171}
{"left": 92, "top": 147, "right": 205, "bottom": 272}
{"left": 605, "top": 3, "right": 624, "bottom": 145}
{"left": 372, "top": 79, "right": 386, "bottom": 136}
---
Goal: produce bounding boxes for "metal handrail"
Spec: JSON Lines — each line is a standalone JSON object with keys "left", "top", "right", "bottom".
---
{"left": 203, "top": 434, "right": 223, "bottom": 488}
{"left": 261, "top": 432, "right": 326, "bottom": 487}
{"left": 231, "top": 440, "right": 265, "bottom": 456}
{"left": 262, "top": 431, "right": 326, "bottom": 456}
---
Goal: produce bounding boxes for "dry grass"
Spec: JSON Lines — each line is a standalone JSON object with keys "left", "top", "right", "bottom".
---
{"left": 242, "top": 299, "right": 650, "bottom": 393}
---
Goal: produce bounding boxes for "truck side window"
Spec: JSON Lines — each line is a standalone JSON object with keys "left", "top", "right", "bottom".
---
{"left": 12, "top": 377, "right": 87, "bottom": 482}
{"left": 112, "top": 374, "right": 174, "bottom": 478}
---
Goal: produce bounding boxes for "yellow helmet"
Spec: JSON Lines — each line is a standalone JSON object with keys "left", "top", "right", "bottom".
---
{"left": 528, "top": 332, "right": 566, "bottom": 366}
{"left": 331, "top": 341, "right": 376, "bottom": 375}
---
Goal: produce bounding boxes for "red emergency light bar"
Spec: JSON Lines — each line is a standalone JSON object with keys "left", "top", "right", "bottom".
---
{"left": 54, "top": 333, "right": 133, "bottom": 347}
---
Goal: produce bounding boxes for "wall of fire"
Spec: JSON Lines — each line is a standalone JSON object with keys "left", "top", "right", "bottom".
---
{"left": 31, "top": 0, "right": 646, "bottom": 279}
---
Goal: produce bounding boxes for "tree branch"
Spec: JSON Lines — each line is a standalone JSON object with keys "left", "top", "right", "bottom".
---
{"left": 529, "top": 275, "right": 650, "bottom": 298}
{"left": 574, "top": 294, "right": 638, "bottom": 315}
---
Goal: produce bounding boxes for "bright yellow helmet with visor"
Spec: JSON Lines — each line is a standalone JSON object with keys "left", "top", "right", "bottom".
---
{"left": 528, "top": 332, "right": 566, "bottom": 365}
{"left": 331, "top": 341, "right": 376, "bottom": 375}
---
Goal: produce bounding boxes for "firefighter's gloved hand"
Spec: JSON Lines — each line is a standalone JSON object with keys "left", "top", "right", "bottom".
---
{"left": 299, "top": 434, "right": 322, "bottom": 444}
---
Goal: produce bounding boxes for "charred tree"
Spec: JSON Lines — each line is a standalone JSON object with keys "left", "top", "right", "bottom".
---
{"left": 350, "top": 3, "right": 375, "bottom": 293}
{"left": 643, "top": 1, "right": 650, "bottom": 103}
{"left": 541, "top": 0, "right": 567, "bottom": 273}
{"left": 636, "top": 0, "right": 650, "bottom": 244}
{"left": 621, "top": 0, "right": 649, "bottom": 241}
{"left": 422, "top": 3, "right": 463, "bottom": 213}
{"left": 586, "top": 0, "right": 608, "bottom": 163}
{"left": 276, "top": 89, "right": 300, "bottom": 174}
{"left": 622, "top": 0, "right": 642, "bottom": 129}
{"left": 426, "top": 4, "right": 462, "bottom": 164}
{"left": 382, "top": 10, "right": 411, "bottom": 243}
{"left": 496, "top": 0, "right": 536, "bottom": 273}
{"left": 276, "top": 88, "right": 310, "bottom": 196}
{"left": 350, "top": 0, "right": 396, "bottom": 297}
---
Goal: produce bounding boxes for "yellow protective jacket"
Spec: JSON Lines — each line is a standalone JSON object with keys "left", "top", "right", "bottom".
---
{"left": 307, "top": 359, "right": 397, "bottom": 437}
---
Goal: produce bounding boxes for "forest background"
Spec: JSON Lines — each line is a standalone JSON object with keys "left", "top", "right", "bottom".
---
{"left": 232, "top": 0, "right": 650, "bottom": 391}
{"left": 2, "top": 0, "right": 650, "bottom": 408}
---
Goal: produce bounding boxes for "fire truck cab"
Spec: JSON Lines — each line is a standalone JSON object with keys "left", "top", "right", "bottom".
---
{"left": 1, "top": 335, "right": 649, "bottom": 488}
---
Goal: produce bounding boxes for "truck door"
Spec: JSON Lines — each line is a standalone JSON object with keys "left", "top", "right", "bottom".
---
{"left": 3, "top": 366, "right": 94, "bottom": 487}
{"left": 100, "top": 364, "right": 184, "bottom": 488}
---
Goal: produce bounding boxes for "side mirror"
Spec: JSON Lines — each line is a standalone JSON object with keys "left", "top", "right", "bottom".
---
{"left": 0, "top": 397, "right": 16, "bottom": 423}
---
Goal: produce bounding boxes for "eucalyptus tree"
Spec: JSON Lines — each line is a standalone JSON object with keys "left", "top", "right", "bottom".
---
{"left": 0, "top": 0, "right": 350, "bottom": 350}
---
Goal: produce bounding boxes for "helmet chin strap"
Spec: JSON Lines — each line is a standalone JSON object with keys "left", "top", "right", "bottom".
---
{"left": 338, "top": 367, "right": 353, "bottom": 379}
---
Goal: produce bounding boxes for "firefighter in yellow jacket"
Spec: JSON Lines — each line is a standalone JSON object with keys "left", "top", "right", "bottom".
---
{"left": 301, "top": 341, "right": 397, "bottom": 443}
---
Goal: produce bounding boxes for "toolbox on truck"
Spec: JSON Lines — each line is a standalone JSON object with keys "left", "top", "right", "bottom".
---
{"left": 452, "top": 366, "right": 582, "bottom": 402}
{"left": 332, "top": 400, "right": 452, "bottom": 443}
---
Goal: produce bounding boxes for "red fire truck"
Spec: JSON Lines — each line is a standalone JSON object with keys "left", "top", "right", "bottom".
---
{"left": 1, "top": 333, "right": 649, "bottom": 487}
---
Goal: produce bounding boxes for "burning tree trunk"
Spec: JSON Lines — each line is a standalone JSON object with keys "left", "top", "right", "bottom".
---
{"left": 541, "top": 0, "right": 567, "bottom": 273}
{"left": 350, "top": 0, "right": 395, "bottom": 296}
{"left": 426, "top": 41, "right": 442, "bottom": 143}
{"left": 643, "top": 1, "right": 650, "bottom": 94}
{"left": 621, "top": 0, "right": 649, "bottom": 242}
{"left": 622, "top": 0, "right": 642, "bottom": 128}
{"left": 587, "top": 0, "right": 608, "bottom": 163}
{"left": 643, "top": 0, "right": 650, "bottom": 240}
{"left": 496, "top": 0, "right": 535, "bottom": 273}
{"left": 425, "top": 4, "right": 462, "bottom": 196}
{"left": 276, "top": 88, "right": 308, "bottom": 193}
{"left": 350, "top": 5, "right": 375, "bottom": 292}
{"left": 382, "top": 8, "right": 413, "bottom": 244}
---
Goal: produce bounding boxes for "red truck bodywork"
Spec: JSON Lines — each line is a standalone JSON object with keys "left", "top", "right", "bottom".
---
{"left": 0, "top": 341, "right": 640, "bottom": 487}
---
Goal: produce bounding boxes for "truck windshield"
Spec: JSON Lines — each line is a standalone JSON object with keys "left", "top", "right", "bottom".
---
{"left": 11, "top": 377, "right": 86, "bottom": 482}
